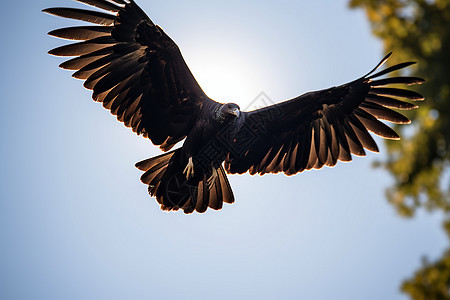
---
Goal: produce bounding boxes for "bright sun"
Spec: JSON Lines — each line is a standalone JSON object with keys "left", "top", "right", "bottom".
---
{"left": 186, "top": 50, "right": 265, "bottom": 110}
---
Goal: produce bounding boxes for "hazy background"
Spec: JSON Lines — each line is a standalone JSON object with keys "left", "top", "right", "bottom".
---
{"left": 0, "top": 0, "right": 446, "bottom": 299}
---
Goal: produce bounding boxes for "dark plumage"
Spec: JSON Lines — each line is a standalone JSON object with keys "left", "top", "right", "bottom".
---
{"left": 44, "top": 0, "right": 425, "bottom": 214}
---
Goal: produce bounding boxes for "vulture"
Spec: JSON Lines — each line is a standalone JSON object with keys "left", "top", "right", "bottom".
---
{"left": 44, "top": 0, "right": 425, "bottom": 214}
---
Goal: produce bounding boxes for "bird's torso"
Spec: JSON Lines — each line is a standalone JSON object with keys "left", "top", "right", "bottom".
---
{"left": 182, "top": 101, "right": 244, "bottom": 176}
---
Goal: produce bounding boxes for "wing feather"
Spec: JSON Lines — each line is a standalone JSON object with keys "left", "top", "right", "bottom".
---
{"left": 369, "top": 87, "right": 424, "bottom": 101}
{"left": 48, "top": 36, "right": 116, "bottom": 57}
{"left": 226, "top": 54, "right": 424, "bottom": 175}
{"left": 342, "top": 118, "right": 365, "bottom": 156}
{"left": 347, "top": 114, "right": 379, "bottom": 153}
{"left": 365, "top": 95, "right": 419, "bottom": 110}
{"left": 59, "top": 47, "right": 113, "bottom": 70}
{"left": 45, "top": 0, "right": 213, "bottom": 151}
{"left": 368, "top": 61, "right": 416, "bottom": 79}
{"left": 370, "top": 77, "right": 425, "bottom": 86}
{"left": 42, "top": 8, "right": 115, "bottom": 25}
{"left": 360, "top": 101, "right": 411, "bottom": 124}
{"left": 48, "top": 26, "right": 113, "bottom": 41}
{"left": 73, "top": 0, "right": 121, "bottom": 12}
{"left": 354, "top": 109, "right": 400, "bottom": 140}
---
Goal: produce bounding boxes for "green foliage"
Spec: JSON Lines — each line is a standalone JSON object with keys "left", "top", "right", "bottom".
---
{"left": 350, "top": 1, "right": 450, "bottom": 299}
{"left": 401, "top": 220, "right": 450, "bottom": 299}
{"left": 401, "top": 251, "right": 450, "bottom": 300}
{"left": 350, "top": 0, "right": 450, "bottom": 216}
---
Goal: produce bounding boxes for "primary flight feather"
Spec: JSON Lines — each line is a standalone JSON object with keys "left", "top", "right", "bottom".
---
{"left": 44, "top": 0, "right": 425, "bottom": 214}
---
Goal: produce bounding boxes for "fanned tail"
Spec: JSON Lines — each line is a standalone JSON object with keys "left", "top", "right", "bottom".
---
{"left": 135, "top": 150, "right": 234, "bottom": 214}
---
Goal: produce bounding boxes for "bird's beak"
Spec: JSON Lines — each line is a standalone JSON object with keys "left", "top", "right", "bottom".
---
{"left": 232, "top": 108, "right": 240, "bottom": 118}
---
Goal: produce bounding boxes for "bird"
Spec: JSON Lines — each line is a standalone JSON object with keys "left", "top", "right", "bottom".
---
{"left": 43, "top": 0, "right": 425, "bottom": 214}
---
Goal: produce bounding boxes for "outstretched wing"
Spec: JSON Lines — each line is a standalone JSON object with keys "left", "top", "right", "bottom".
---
{"left": 44, "top": 0, "right": 213, "bottom": 151}
{"left": 225, "top": 53, "right": 425, "bottom": 175}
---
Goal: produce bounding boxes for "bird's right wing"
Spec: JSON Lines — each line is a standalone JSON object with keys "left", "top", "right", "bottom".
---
{"left": 44, "top": 0, "right": 214, "bottom": 151}
{"left": 226, "top": 53, "right": 425, "bottom": 175}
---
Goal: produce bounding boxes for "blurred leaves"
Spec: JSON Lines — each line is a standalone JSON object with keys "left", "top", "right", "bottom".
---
{"left": 350, "top": 0, "right": 450, "bottom": 299}
{"left": 401, "top": 220, "right": 450, "bottom": 299}
{"left": 401, "top": 251, "right": 450, "bottom": 300}
{"left": 350, "top": 0, "right": 450, "bottom": 217}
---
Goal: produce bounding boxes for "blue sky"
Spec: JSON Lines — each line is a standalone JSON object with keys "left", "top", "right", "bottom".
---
{"left": 0, "top": 1, "right": 446, "bottom": 299}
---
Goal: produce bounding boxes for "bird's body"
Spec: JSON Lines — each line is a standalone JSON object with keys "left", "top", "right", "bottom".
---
{"left": 44, "top": 0, "right": 425, "bottom": 213}
{"left": 183, "top": 102, "right": 242, "bottom": 168}
{"left": 136, "top": 102, "right": 244, "bottom": 212}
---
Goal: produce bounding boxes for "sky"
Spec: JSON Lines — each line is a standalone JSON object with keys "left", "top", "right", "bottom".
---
{"left": 0, "top": 1, "right": 447, "bottom": 299}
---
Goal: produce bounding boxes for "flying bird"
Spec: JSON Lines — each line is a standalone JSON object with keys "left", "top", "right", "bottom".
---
{"left": 44, "top": 0, "right": 425, "bottom": 214}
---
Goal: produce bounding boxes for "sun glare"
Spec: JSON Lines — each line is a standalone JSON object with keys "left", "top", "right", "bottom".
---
{"left": 186, "top": 51, "right": 264, "bottom": 109}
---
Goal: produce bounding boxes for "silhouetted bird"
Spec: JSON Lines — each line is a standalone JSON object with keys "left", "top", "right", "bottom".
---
{"left": 44, "top": 0, "right": 424, "bottom": 213}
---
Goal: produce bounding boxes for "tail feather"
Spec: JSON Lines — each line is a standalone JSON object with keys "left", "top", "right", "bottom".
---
{"left": 195, "top": 181, "right": 209, "bottom": 213}
{"left": 135, "top": 150, "right": 175, "bottom": 171}
{"left": 209, "top": 175, "right": 222, "bottom": 210}
{"left": 218, "top": 166, "right": 235, "bottom": 205}
{"left": 135, "top": 149, "right": 235, "bottom": 214}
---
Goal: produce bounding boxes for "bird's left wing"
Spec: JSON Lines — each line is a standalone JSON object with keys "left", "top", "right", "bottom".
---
{"left": 44, "top": 0, "right": 213, "bottom": 151}
{"left": 225, "top": 53, "right": 425, "bottom": 175}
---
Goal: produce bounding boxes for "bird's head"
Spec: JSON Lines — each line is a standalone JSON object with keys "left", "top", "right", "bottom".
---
{"left": 216, "top": 103, "right": 241, "bottom": 123}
